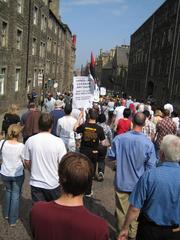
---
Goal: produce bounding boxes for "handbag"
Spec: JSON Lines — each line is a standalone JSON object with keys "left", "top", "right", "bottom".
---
{"left": 0, "top": 140, "right": 6, "bottom": 167}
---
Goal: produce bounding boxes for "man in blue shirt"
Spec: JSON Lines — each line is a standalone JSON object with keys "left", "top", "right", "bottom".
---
{"left": 118, "top": 134, "right": 180, "bottom": 240}
{"left": 108, "top": 112, "right": 157, "bottom": 239}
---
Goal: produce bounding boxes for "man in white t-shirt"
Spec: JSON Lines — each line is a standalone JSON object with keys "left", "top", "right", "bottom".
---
{"left": 24, "top": 113, "right": 67, "bottom": 203}
{"left": 113, "top": 99, "right": 126, "bottom": 125}
{"left": 56, "top": 104, "right": 77, "bottom": 152}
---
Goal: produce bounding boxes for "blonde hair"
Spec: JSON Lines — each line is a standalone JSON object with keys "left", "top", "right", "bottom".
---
{"left": 8, "top": 104, "right": 19, "bottom": 114}
{"left": 7, "top": 124, "right": 23, "bottom": 140}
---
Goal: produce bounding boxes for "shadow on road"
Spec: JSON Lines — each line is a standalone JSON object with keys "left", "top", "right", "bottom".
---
{"left": 84, "top": 196, "right": 117, "bottom": 240}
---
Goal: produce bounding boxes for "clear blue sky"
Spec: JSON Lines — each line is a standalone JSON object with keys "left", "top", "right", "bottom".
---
{"left": 60, "top": 0, "right": 165, "bottom": 69}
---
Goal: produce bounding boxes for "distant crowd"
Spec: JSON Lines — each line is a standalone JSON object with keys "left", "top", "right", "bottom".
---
{"left": 0, "top": 92, "right": 180, "bottom": 240}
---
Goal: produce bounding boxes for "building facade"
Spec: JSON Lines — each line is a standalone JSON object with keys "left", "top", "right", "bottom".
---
{"left": 126, "top": 0, "right": 180, "bottom": 107}
{"left": 0, "top": 0, "right": 76, "bottom": 112}
{"left": 95, "top": 45, "right": 129, "bottom": 95}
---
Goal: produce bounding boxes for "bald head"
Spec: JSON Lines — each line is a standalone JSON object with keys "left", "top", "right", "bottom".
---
{"left": 133, "top": 112, "right": 146, "bottom": 127}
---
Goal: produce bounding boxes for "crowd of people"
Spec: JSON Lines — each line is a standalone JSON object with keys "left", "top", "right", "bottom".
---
{"left": 0, "top": 92, "right": 180, "bottom": 240}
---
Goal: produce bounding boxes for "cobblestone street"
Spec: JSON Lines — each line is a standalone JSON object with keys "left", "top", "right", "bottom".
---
{"left": 0, "top": 160, "right": 117, "bottom": 240}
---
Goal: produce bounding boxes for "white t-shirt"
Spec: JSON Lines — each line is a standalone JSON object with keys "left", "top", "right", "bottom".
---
{"left": 56, "top": 116, "right": 77, "bottom": 142}
{"left": 0, "top": 140, "right": 24, "bottom": 177}
{"left": 24, "top": 132, "right": 67, "bottom": 189}
{"left": 114, "top": 106, "right": 126, "bottom": 123}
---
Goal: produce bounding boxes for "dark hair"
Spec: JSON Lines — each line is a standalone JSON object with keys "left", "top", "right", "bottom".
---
{"left": 28, "top": 102, "right": 35, "bottom": 109}
{"left": 123, "top": 108, "right": 131, "bottom": 118}
{"left": 143, "top": 110, "right": 150, "bottom": 118}
{"left": 133, "top": 112, "right": 146, "bottom": 127}
{"left": 98, "top": 113, "right": 106, "bottom": 123}
{"left": 88, "top": 108, "right": 98, "bottom": 120}
{"left": 58, "top": 152, "right": 93, "bottom": 196}
{"left": 64, "top": 104, "right": 72, "bottom": 115}
{"left": 39, "top": 113, "right": 53, "bottom": 131}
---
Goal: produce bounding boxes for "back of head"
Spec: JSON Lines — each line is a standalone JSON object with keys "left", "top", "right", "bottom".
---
{"left": 98, "top": 113, "right": 106, "bottom": 123}
{"left": 8, "top": 104, "right": 19, "bottom": 114}
{"left": 133, "top": 112, "right": 146, "bottom": 127}
{"left": 123, "top": 108, "right": 131, "bottom": 118}
{"left": 64, "top": 104, "right": 72, "bottom": 115}
{"left": 160, "top": 135, "right": 180, "bottom": 162}
{"left": 39, "top": 113, "right": 53, "bottom": 131}
{"left": 7, "top": 124, "right": 23, "bottom": 139}
{"left": 58, "top": 152, "right": 93, "bottom": 196}
{"left": 143, "top": 110, "right": 150, "bottom": 118}
{"left": 28, "top": 102, "right": 36, "bottom": 109}
{"left": 163, "top": 109, "right": 170, "bottom": 117}
{"left": 88, "top": 108, "right": 98, "bottom": 120}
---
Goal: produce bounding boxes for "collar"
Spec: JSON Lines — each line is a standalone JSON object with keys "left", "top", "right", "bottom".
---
{"left": 158, "top": 161, "right": 180, "bottom": 168}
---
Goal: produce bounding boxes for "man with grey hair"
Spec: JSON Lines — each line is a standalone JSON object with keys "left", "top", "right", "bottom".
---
{"left": 118, "top": 134, "right": 180, "bottom": 240}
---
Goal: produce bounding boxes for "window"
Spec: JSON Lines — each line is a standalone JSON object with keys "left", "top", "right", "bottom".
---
{"left": 41, "top": 14, "right": 47, "bottom": 32}
{"left": 17, "top": 0, "right": 23, "bottom": 14}
{"left": 58, "top": 46, "right": 60, "bottom": 57}
{"left": 1, "top": 21, "right": 8, "bottom": 48}
{"left": 150, "top": 59, "right": 155, "bottom": 77}
{"left": 53, "top": 42, "right": 57, "bottom": 55}
{"left": 52, "top": 62, "right": 56, "bottom": 74}
{"left": 47, "top": 37, "right": 52, "bottom": 52}
{"left": 54, "top": 24, "right": 57, "bottom": 34}
{"left": 0, "top": 68, "right": 6, "bottom": 95}
{"left": 48, "top": 17, "right": 53, "bottom": 30}
{"left": 46, "top": 60, "right": 50, "bottom": 73}
{"left": 40, "top": 41, "right": 45, "bottom": 58}
{"left": 33, "top": 6, "right": 38, "bottom": 25}
{"left": 15, "top": 68, "right": 21, "bottom": 92}
{"left": 42, "top": 0, "right": 48, "bottom": 5}
{"left": 16, "top": 29, "right": 22, "bottom": 50}
{"left": 32, "top": 37, "right": 37, "bottom": 55}
{"left": 33, "top": 69, "right": 37, "bottom": 87}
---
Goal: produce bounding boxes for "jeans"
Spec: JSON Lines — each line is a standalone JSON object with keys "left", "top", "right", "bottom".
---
{"left": 1, "top": 174, "right": 24, "bottom": 224}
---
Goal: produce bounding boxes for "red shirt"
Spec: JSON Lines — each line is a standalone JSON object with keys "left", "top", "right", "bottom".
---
{"left": 117, "top": 118, "right": 131, "bottom": 134}
{"left": 30, "top": 201, "right": 109, "bottom": 240}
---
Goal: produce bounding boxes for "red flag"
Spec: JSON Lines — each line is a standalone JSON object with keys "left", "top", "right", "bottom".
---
{"left": 90, "top": 52, "right": 95, "bottom": 79}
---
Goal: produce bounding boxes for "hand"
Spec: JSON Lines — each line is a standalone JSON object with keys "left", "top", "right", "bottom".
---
{"left": 118, "top": 228, "right": 128, "bottom": 240}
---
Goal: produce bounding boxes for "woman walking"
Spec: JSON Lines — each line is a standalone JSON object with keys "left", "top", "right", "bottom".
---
{"left": 0, "top": 124, "right": 24, "bottom": 226}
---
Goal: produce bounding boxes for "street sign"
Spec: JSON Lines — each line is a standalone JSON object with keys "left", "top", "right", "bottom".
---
{"left": 38, "top": 74, "right": 43, "bottom": 86}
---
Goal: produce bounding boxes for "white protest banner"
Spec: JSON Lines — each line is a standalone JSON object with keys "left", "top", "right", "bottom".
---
{"left": 100, "top": 87, "right": 106, "bottom": 96}
{"left": 93, "top": 84, "right": 100, "bottom": 102}
{"left": 72, "top": 76, "right": 93, "bottom": 109}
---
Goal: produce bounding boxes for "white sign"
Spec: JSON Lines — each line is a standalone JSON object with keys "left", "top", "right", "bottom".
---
{"left": 53, "top": 82, "right": 58, "bottom": 89}
{"left": 72, "top": 76, "right": 93, "bottom": 109}
{"left": 100, "top": 87, "right": 106, "bottom": 96}
{"left": 38, "top": 74, "right": 43, "bottom": 86}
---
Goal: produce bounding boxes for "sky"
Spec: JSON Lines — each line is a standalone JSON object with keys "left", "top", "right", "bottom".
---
{"left": 60, "top": 0, "right": 166, "bottom": 69}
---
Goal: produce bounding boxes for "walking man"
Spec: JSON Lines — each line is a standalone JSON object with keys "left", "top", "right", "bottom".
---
{"left": 108, "top": 112, "right": 157, "bottom": 239}
{"left": 118, "top": 135, "right": 180, "bottom": 240}
{"left": 24, "top": 113, "right": 67, "bottom": 202}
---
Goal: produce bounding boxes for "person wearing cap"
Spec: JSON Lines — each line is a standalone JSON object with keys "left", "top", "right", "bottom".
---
{"left": 0, "top": 124, "right": 24, "bottom": 226}
{"left": 50, "top": 100, "right": 65, "bottom": 136}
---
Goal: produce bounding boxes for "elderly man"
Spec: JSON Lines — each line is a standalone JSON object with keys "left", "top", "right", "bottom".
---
{"left": 108, "top": 112, "right": 157, "bottom": 239}
{"left": 119, "top": 134, "right": 180, "bottom": 240}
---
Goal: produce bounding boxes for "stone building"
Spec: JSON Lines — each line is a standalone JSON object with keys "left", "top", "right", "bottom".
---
{"left": 126, "top": 0, "right": 180, "bottom": 108}
{"left": 95, "top": 45, "right": 129, "bottom": 94}
{"left": 0, "top": 0, "right": 76, "bottom": 112}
